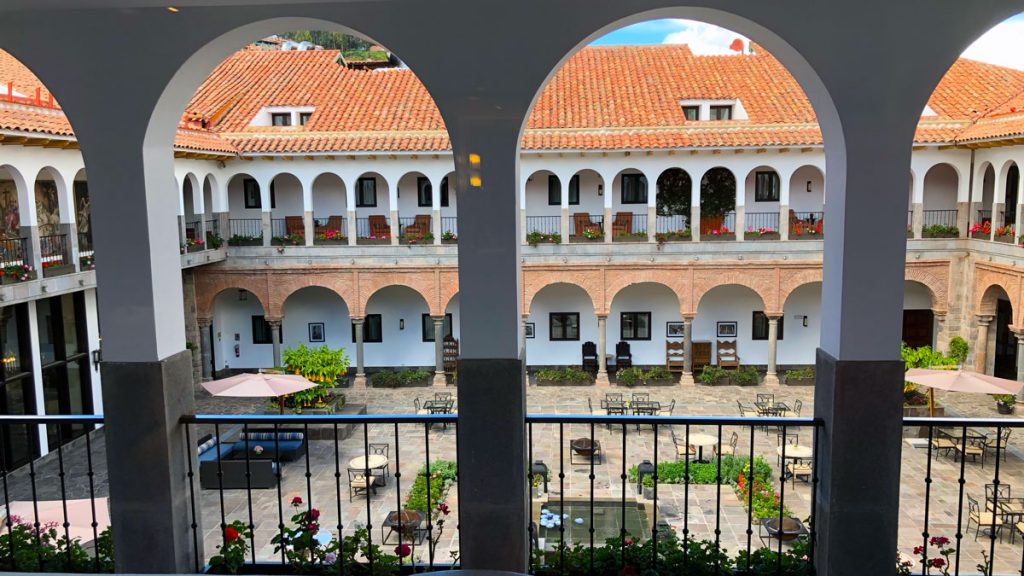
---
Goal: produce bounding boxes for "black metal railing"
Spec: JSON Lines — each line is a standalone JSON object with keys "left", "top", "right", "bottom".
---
{"left": 631, "top": 213, "right": 648, "bottom": 235}
{"left": 923, "top": 209, "right": 958, "bottom": 228}
{"left": 0, "top": 237, "right": 29, "bottom": 268}
{"left": 77, "top": 232, "right": 94, "bottom": 258}
{"left": 745, "top": 212, "right": 780, "bottom": 233}
{"left": 441, "top": 217, "right": 458, "bottom": 239}
{"left": 184, "top": 218, "right": 202, "bottom": 240}
{"left": 271, "top": 218, "right": 287, "bottom": 238}
{"left": 182, "top": 413, "right": 460, "bottom": 573}
{"left": 902, "top": 417, "right": 1024, "bottom": 576}
{"left": 357, "top": 217, "right": 391, "bottom": 239}
{"left": 0, "top": 414, "right": 108, "bottom": 572}
{"left": 655, "top": 214, "right": 688, "bottom": 233}
{"left": 229, "top": 219, "right": 263, "bottom": 240}
{"left": 526, "top": 412, "right": 820, "bottom": 575}
{"left": 570, "top": 214, "right": 604, "bottom": 237}
{"left": 398, "top": 215, "right": 434, "bottom": 238}
{"left": 205, "top": 218, "right": 220, "bottom": 238}
{"left": 39, "top": 233, "right": 68, "bottom": 267}
{"left": 527, "top": 216, "right": 561, "bottom": 236}
{"left": 978, "top": 210, "right": 993, "bottom": 224}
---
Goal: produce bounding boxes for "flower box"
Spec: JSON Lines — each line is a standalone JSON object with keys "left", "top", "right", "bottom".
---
{"left": 785, "top": 376, "right": 814, "bottom": 386}
{"left": 700, "top": 233, "right": 736, "bottom": 241}
{"left": 745, "top": 232, "right": 780, "bottom": 241}
{"left": 2, "top": 270, "right": 36, "bottom": 284}
{"left": 970, "top": 231, "right": 991, "bottom": 240}
{"left": 995, "top": 234, "right": 1014, "bottom": 243}
{"left": 655, "top": 232, "right": 691, "bottom": 244}
{"left": 789, "top": 232, "right": 823, "bottom": 240}
{"left": 923, "top": 230, "right": 959, "bottom": 239}
{"left": 442, "top": 238, "right": 458, "bottom": 245}
{"left": 186, "top": 243, "right": 205, "bottom": 253}
{"left": 228, "top": 238, "right": 262, "bottom": 247}
{"left": 535, "top": 376, "right": 593, "bottom": 386}
{"left": 357, "top": 237, "right": 392, "bottom": 245}
{"left": 399, "top": 238, "right": 434, "bottom": 245}
{"left": 569, "top": 235, "right": 604, "bottom": 243}
{"left": 313, "top": 237, "right": 348, "bottom": 245}
{"left": 42, "top": 263, "right": 75, "bottom": 278}
{"left": 613, "top": 234, "right": 647, "bottom": 242}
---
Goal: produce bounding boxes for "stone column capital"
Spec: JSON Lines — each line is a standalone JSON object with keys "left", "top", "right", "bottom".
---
{"left": 682, "top": 314, "right": 695, "bottom": 323}
{"left": 976, "top": 314, "right": 995, "bottom": 325}
{"left": 351, "top": 316, "right": 365, "bottom": 325}
{"left": 432, "top": 315, "right": 446, "bottom": 324}
{"left": 265, "top": 318, "right": 282, "bottom": 326}
{"left": 596, "top": 313, "right": 608, "bottom": 320}
{"left": 197, "top": 317, "right": 213, "bottom": 328}
{"left": 765, "top": 313, "right": 783, "bottom": 321}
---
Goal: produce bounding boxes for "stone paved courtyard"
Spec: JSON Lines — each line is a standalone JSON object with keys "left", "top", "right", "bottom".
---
{"left": 3, "top": 383, "right": 1024, "bottom": 573}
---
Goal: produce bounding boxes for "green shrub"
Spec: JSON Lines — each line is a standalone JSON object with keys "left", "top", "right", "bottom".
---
{"left": 628, "top": 455, "right": 772, "bottom": 486}
{"left": 644, "top": 366, "right": 673, "bottom": 381}
{"left": 0, "top": 521, "right": 114, "bottom": 572}
{"left": 922, "top": 224, "right": 959, "bottom": 237}
{"left": 698, "top": 365, "right": 728, "bottom": 385}
{"left": 371, "top": 370, "right": 400, "bottom": 387}
{"left": 616, "top": 367, "right": 645, "bottom": 386}
{"left": 993, "top": 394, "right": 1015, "bottom": 406}
{"left": 526, "top": 231, "right": 561, "bottom": 246}
{"left": 398, "top": 368, "right": 431, "bottom": 385}
{"left": 949, "top": 336, "right": 969, "bottom": 365}
{"left": 282, "top": 345, "right": 349, "bottom": 409}
{"left": 784, "top": 367, "right": 814, "bottom": 380}
{"left": 405, "top": 460, "right": 457, "bottom": 517}
{"left": 732, "top": 366, "right": 761, "bottom": 386}
{"left": 535, "top": 367, "right": 591, "bottom": 382}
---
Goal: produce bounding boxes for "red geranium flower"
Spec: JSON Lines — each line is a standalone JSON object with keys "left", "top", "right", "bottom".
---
{"left": 309, "top": 508, "right": 320, "bottom": 520}
{"left": 224, "top": 527, "right": 239, "bottom": 542}
{"left": 395, "top": 544, "right": 412, "bottom": 558}
{"left": 437, "top": 503, "right": 450, "bottom": 516}
{"left": 291, "top": 496, "right": 303, "bottom": 506}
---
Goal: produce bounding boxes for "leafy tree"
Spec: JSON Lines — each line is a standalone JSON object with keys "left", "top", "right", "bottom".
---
{"left": 656, "top": 168, "right": 692, "bottom": 216}
{"left": 700, "top": 168, "right": 736, "bottom": 217}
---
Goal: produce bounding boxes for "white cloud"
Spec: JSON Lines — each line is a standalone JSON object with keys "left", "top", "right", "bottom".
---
{"left": 661, "top": 20, "right": 749, "bottom": 55}
{"left": 962, "top": 16, "right": 1024, "bottom": 70}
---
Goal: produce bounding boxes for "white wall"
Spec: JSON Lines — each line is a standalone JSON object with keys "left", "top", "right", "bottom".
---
{"left": 364, "top": 285, "right": 433, "bottom": 368}
{"left": 395, "top": 172, "right": 430, "bottom": 216}
{"left": 611, "top": 169, "right": 647, "bottom": 215}
{"left": 744, "top": 166, "right": 780, "bottom": 216}
{"left": 281, "top": 286, "right": 352, "bottom": 356}
{"left": 524, "top": 171, "right": 560, "bottom": 218}
{"left": 355, "top": 174, "right": 390, "bottom": 217}
{"left": 445, "top": 294, "right": 462, "bottom": 339}
{"left": 212, "top": 289, "right": 273, "bottom": 370}
{"left": 789, "top": 165, "right": 825, "bottom": 212}
{"left": 922, "top": 164, "right": 958, "bottom": 211}
{"left": 525, "top": 283, "right": 597, "bottom": 366}
{"left": 270, "top": 174, "right": 303, "bottom": 218}
{"left": 904, "top": 281, "right": 933, "bottom": 310}
{"left": 311, "top": 174, "right": 346, "bottom": 217}
{"left": 607, "top": 283, "right": 682, "bottom": 366}
{"left": 227, "top": 175, "right": 262, "bottom": 219}
{"left": 779, "top": 283, "right": 821, "bottom": 365}
{"left": 692, "top": 284, "right": 764, "bottom": 365}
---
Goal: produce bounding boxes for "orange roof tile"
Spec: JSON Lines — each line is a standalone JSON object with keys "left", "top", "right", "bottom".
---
{"left": 4, "top": 47, "right": 1024, "bottom": 153}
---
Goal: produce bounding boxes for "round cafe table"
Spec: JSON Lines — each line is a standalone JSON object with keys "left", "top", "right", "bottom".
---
{"left": 348, "top": 454, "right": 388, "bottom": 470}
{"left": 687, "top": 433, "right": 718, "bottom": 463}
{"left": 776, "top": 445, "right": 813, "bottom": 461}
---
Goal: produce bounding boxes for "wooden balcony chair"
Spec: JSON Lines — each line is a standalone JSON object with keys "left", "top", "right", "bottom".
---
{"left": 716, "top": 431, "right": 739, "bottom": 457}
{"left": 615, "top": 341, "right": 632, "bottom": 370}
{"left": 785, "top": 460, "right": 813, "bottom": 487}
{"left": 716, "top": 340, "right": 740, "bottom": 370}
{"left": 573, "top": 212, "right": 601, "bottom": 236}
{"left": 405, "top": 214, "right": 432, "bottom": 236}
{"left": 442, "top": 336, "right": 459, "bottom": 375}
{"left": 671, "top": 429, "right": 697, "bottom": 461}
{"left": 348, "top": 468, "right": 378, "bottom": 501}
{"left": 285, "top": 216, "right": 305, "bottom": 236}
{"left": 612, "top": 212, "right": 633, "bottom": 236}
{"left": 581, "top": 341, "right": 599, "bottom": 374}
{"left": 317, "top": 215, "right": 344, "bottom": 234}
{"left": 368, "top": 215, "right": 390, "bottom": 237}
{"left": 666, "top": 341, "right": 685, "bottom": 373}
{"left": 967, "top": 494, "right": 1004, "bottom": 541}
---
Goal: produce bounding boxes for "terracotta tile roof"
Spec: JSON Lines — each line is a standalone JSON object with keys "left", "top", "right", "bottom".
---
{"left": 4, "top": 47, "right": 1024, "bottom": 153}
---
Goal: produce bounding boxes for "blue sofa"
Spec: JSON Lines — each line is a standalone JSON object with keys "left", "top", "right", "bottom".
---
{"left": 196, "top": 431, "right": 305, "bottom": 489}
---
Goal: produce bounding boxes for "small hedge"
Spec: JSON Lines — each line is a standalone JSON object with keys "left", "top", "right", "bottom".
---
{"left": 629, "top": 455, "right": 773, "bottom": 486}
{"left": 535, "top": 367, "right": 592, "bottom": 383}
{"left": 405, "top": 460, "right": 457, "bottom": 516}
{"left": 617, "top": 366, "right": 674, "bottom": 386}
{"left": 371, "top": 368, "right": 432, "bottom": 387}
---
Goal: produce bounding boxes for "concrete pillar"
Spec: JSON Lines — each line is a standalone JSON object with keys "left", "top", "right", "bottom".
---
{"left": 303, "top": 210, "right": 314, "bottom": 246}
{"left": 198, "top": 318, "right": 213, "bottom": 381}
{"left": 433, "top": 316, "right": 446, "bottom": 387}
{"left": 389, "top": 209, "right": 400, "bottom": 245}
{"left": 217, "top": 212, "right": 229, "bottom": 244}
{"left": 177, "top": 214, "right": 186, "bottom": 246}
{"left": 596, "top": 314, "right": 609, "bottom": 387}
{"left": 352, "top": 317, "right": 366, "bottom": 387}
{"left": 975, "top": 315, "right": 993, "bottom": 374}
{"left": 911, "top": 202, "right": 924, "bottom": 238}
{"left": 260, "top": 211, "right": 272, "bottom": 247}
{"left": 603, "top": 206, "right": 613, "bottom": 243}
{"left": 764, "top": 315, "right": 781, "bottom": 386}
{"left": 520, "top": 207, "right": 528, "bottom": 245}
{"left": 646, "top": 204, "right": 656, "bottom": 243}
{"left": 690, "top": 204, "right": 701, "bottom": 243}
{"left": 992, "top": 202, "right": 1005, "bottom": 240}
{"left": 267, "top": 319, "right": 282, "bottom": 367}
{"left": 346, "top": 209, "right": 357, "bottom": 246}
{"left": 432, "top": 175, "right": 443, "bottom": 245}
{"left": 735, "top": 204, "right": 746, "bottom": 241}
{"left": 680, "top": 316, "right": 695, "bottom": 386}
{"left": 779, "top": 204, "right": 790, "bottom": 240}
{"left": 956, "top": 201, "right": 969, "bottom": 238}
{"left": 559, "top": 176, "right": 569, "bottom": 242}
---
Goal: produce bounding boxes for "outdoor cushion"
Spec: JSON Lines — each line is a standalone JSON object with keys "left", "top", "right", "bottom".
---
{"left": 239, "top": 431, "right": 304, "bottom": 441}
{"left": 197, "top": 435, "right": 218, "bottom": 455}
{"left": 198, "top": 441, "right": 235, "bottom": 463}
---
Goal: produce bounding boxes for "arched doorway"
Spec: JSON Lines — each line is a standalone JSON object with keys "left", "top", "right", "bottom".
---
{"left": 699, "top": 167, "right": 736, "bottom": 237}
{"left": 902, "top": 281, "right": 936, "bottom": 349}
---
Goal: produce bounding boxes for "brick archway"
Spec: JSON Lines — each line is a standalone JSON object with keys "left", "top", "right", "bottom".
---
{"left": 195, "top": 273, "right": 271, "bottom": 320}
{"left": 360, "top": 273, "right": 440, "bottom": 317}
{"left": 523, "top": 268, "right": 601, "bottom": 314}
{"left": 905, "top": 262, "right": 949, "bottom": 314}
{"left": 692, "top": 268, "right": 774, "bottom": 314}
{"left": 275, "top": 280, "right": 354, "bottom": 317}
{"left": 604, "top": 268, "right": 687, "bottom": 315}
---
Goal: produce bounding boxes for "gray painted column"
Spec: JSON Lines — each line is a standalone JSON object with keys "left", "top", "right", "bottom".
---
{"left": 911, "top": 202, "right": 923, "bottom": 238}
{"left": 992, "top": 202, "right": 1005, "bottom": 241}
{"left": 957, "top": 201, "right": 969, "bottom": 238}
{"left": 596, "top": 314, "right": 608, "bottom": 386}
{"left": 347, "top": 210, "right": 358, "bottom": 246}
{"left": 690, "top": 203, "right": 701, "bottom": 243}
{"left": 303, "top": 210, "right": 314, "bottom": 247}
{"left": 352, "top": 317, "right": 366, "bottom": 387}
{"left": 975, "top": 315, "right": 993, "bottom": 374}
{"left": 198, "top": 318, "right": 213, "bottom": 380}
{"left": 680, "top": 316, "right": 695, "bottom": 385}
{"left": 559, "top": 177, "right": 569, "bottom": 242}
{"left": 451, "top": 119, "right": 526, "bottom": 572}
{"left": 217, "top": 212, "right": 229, "bottom": 243}
{"left": 779, "top": 204, "right": 790, "bottom": 240}
{"left": 764, "top": 315, "right": 780, "bottom": 386}
{"left": 389, "top": 209, "right": 400, "bottom": 246}
{"left": 267, "top": 319, "right": 282, "bottom": 367}
{"left": 433, "top": 316, "right": 446, "bottom": 387}
{"left": 22, "top": 225, "right": 42, "bottom": 274}
{"left": 261, "top": 211, "right": 272, "bottom": 247}
{"left": 735, "top": 205, "right": 745, "bottom": 241}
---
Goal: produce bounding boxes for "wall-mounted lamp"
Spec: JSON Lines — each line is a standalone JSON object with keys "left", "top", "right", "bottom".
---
{"left": 806, "top": 181, "right": 812, "bottom": 193}
{"left": 598, "top": 184, "right": 604, "bottom": 196}
{"left": 91, "top": 348, "right": 102, "bottom": 370}
{"left": 238, "top": 289, "right": 248, "bottom": 301}
{"left": 399, "top": 319, "right": 405, "bottom": 330}
{"left": 802, "top": 315, "right": 809, "bottom": 327}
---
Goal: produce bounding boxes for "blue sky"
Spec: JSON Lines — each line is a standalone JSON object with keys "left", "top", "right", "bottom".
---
{"left": 591, "top": 15, "right": 1024, "bottom": 70}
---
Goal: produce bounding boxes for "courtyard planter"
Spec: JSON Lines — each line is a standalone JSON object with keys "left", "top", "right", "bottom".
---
{"left": 2, "top": 270, "right": 36, "bottom": 284}
{"left": 654, "top": 232, "right": 691, "bottom": 244}
{"left": 785, "top": 376, "right": 815, "bottom": 386}
{"left": 700, "top": 233, "right": 736, "bottom": 241}
{"left": 536, "top": 376, "right": 593, "bottom": 386}
{"left": 998, "top": 402, "right": 1015, "bottom": 415}
{"left": 186, "top": 243, "right": 205, "bottom": 253}
{"left": 442, "top": 239, "right": 458, "bottom": 245}
{"left": 42, "top": 263, "right": 75, "bottom": 278}
{"left": 357, "top": 237, "right": 392, "bottom": 245}
{"left": 313, "top": 237, "right": 348, "bottom": 246}
{"left": 744, "top": 232, "right": 780, "bottom": 241}
{"left": 370, "top": 369, "right": 433, "bottom": 388}
{"left": 569, "top": 235, "right": 604, "bottom": 243}
{"left": 228, "top": 237, "right": 262, "bottom": 247}
{"left": 923, "top": 230, "right": 959, "bottom": 239}
{"left": 995, "top": 234, "right": 1014, "bottom": 243}
{"left": 970, "top": 231, "right": 991, "bottom": 240}
{"left": 613, "top": 233, "right": 648, "bottom": 242}
{"left": 789, "top": 232, "right": 823, "bottom": 240}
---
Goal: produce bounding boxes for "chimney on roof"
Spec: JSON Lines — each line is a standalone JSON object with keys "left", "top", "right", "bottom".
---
{"left": 729, "top": 38, "right": 745, "bottom": 53}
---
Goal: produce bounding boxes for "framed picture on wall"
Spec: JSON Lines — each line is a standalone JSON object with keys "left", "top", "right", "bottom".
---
{"left": 666, "top": 322, "right": 685, "bottom": 338}
{"left": 524, "top": 323, "right": 536, "bottom": 339}
{"left": 308, "top": 322, "right": 325, "bottom": 343}
{"left": 716, "top": 321, "right": 738, "bottom": 338}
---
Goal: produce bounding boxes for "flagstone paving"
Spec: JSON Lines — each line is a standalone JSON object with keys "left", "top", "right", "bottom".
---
{"left": 4, "top": 382, "right": 1024, "bottom": 573}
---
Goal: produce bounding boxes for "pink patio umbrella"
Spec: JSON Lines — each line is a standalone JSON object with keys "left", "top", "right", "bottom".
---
{"left": 4, "top": 497, "right": 110, "bottom": 544}
{"left": 905, "top": 368, "right": 1023, "bottom": 417}
{"left": 202, "top": 372, "right": 316, "bottom": 413}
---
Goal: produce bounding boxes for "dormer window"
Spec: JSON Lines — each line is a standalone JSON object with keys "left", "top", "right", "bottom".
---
{"left": 299, "top": 112, "right": 312, "bottom": 126}
{"left": 682, "top": 106, "right": 700, "bottom": 121}
{"left": 271, "top": 113, "right": 291, "bottom": 127}
{"left": 252, "top": 106, "right": 316, "bottom": 127}
{"left": 710, "top": 105, "right": 733, "bottom": 121}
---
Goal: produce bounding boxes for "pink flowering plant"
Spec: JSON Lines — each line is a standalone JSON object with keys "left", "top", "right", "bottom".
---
{"left": 315, "top": 230, "right": 346, "bottom": 242}
{"left": 3, "top": 264, "right": 33, "bottom": 282}
{"left": 970, "top": 221, "right": 992, "bottom": 236}
{"left": 911, "top": 536, "right": 956, "bottom": 575}
{"left": 0, "top": 514, "right": 113, "bottom": 572}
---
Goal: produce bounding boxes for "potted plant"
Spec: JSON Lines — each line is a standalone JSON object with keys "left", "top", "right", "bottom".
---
{"left": 79, "top": 254, "right": 96, "bottom": 270}
{"left": 995, "top": 224, "right": 1015, "bottom": 243}
{"left": 970, "top": 221, "right": 992, "bottom": 239}
{"left": 184, "top": 238, "right": 205, "bottom": 252}
{"left": 654, "top": 229, "right": 691, "bottom": 245}
{"left": 994, "top": 394, "right": 1015, "bottom": 414}
{"left": 526, "top": 231, "right": 561, "bottom": 246}
{"left": 42, "top": 259, "right": 75, "bottom": 277}
{"left": 2, "top": 264, "right": 35, "bottom": 284}
{"left": 643, "top": 366, "right": 677, "bottom": 386}
{"left": 615, "top": 367, "right": 644, "bottom": 387}
{"left": 314, "top": 230, "right": 347, "bottom": 245}
{"left": 206, "top": 233, "right": 224, "bottom": 249}
{"left": 400, "top": 231, "right": 434, "bottom": 245}
{"left": 745, "top": 227, "right": 780, "bottom": 241}
{"left": 207, "top": 520, "right": 251, "bottom": 574}
{"left": 700, "top": 226, "right": 735, "bottom": 241}
{"left": 357, "top": 234, "right": 391, "bottom": 245}
{"left": 228, "top": 234, "right": 261, "bottom": 246}
{"left": 614, "top": 232, "right": 647, "bottom": 242}
{"left": 922, "top": 224, "right": 959, "bottom": 239}
{"left": 441, "top": 230, "right": 458, "bottom": 244}
{"left": 271, "top": 234, "right": 304, "bottom": 247}
{"left": 784, "top": 366, "right": 815, "bottom": 386}
{"left": 790, "top": 219, "right": 824, "bottom": 239}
